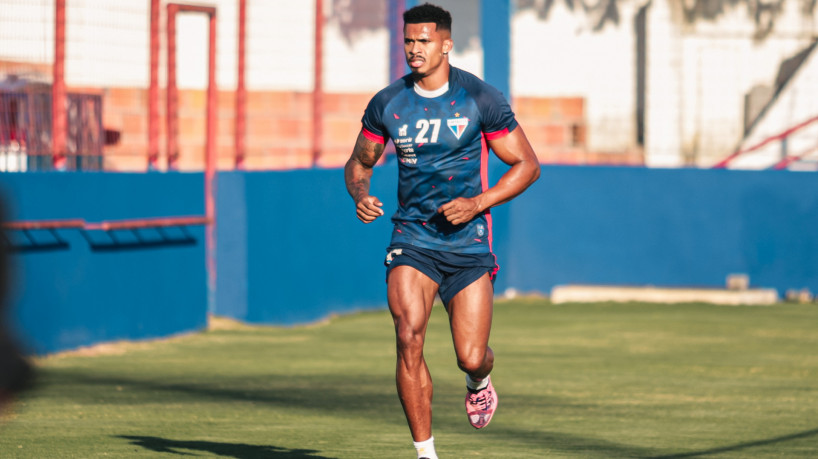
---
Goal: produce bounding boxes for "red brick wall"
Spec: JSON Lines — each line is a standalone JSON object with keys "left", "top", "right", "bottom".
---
{"left": 513, "top": 96, "right": 643, "bottom": 166}
{"left": 100, "top": 88, "right": 365, "bottom": 171}
{"left": 2, "top": 59, "right": 642, "bottom": 169}
{"left": 82, "top": 87, "right": 644, "bottom": 170}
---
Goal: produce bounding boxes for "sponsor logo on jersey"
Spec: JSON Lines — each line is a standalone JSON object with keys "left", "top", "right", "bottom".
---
{"left": 394, "top": 136, "right": 418, "bottom": 164}
{"left": 447, "top": 117, "right": 469, "bottom": 140}
{"left": 398, "top": 124, "right": 408, "bottom": 137}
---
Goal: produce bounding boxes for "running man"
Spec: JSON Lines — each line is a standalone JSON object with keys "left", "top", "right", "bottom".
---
{"left": 344, "top": 3, "right": 539, "bottom": 458}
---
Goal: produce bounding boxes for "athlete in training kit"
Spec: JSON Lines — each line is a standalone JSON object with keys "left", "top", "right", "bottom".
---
{"left": 344, "top": 4, "right": 539, "bottom": 458}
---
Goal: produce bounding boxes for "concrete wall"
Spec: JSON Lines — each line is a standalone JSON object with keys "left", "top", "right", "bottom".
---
{"left": 2, "top": 173, "right": 207, "bottom": 354}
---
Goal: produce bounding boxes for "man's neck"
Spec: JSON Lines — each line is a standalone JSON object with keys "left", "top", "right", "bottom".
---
{"left": 413, "top": 63, "right": 450, "bottom": 92}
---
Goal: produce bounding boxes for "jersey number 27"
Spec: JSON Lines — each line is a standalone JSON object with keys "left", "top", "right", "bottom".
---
{"left": 415, "top": 119, "right": 441, "bottom": 144}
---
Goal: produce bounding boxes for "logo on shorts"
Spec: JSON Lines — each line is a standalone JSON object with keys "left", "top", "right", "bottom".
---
{"left": 385, "top": 248, "right": 403, "bottom": 265}
{"left": 476, "top": 224, "right": 486, "bottom": 237}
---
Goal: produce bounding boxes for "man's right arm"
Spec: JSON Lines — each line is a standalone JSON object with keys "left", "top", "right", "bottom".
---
{"left": 344, "top": 130, "right": 386, "bottom": 223}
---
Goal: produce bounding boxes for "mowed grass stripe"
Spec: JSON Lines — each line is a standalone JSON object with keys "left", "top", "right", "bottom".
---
{"left": 1, "top": 300, "right": 817, "bottom": 458}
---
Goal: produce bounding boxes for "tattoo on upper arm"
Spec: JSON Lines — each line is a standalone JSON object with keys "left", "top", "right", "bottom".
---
{"left": 346, "top": 132, "right": 385, "bottom": 202}
{"left": 353, "top": 133, "right": 385, "bottom": 168}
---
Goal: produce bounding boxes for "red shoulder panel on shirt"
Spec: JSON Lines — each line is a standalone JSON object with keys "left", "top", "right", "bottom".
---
{"left": 484, "top": 128, "right": 510, "bottom": 141}
{"left": 362, "top": 128, "right": 385, "bottom": 144}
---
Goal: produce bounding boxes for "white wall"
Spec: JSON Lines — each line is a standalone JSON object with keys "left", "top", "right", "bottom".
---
{"left": 732, "top": 44, "right": 818, "bottom": 170}
{"left": 511, "top": 0, "right": 818, "bottom": 167}
{"left": 323, "top": 18, "right": 389, "bottom": 93}
{"left": 0, "top": 0, "right": 386, "bottom": 93}
{"left": 511, "top": 2, "right": 640, "bottom": 154}
{"left": 2, "top": 0, "right": 817, "bottom": 168}
{"left": 673, "top": 1, "right": 816, "bottom": 167}
{"left": 0, "top": 0, "right": 55, "bottom": 66}
{"left": 245, "top": 0, "right": 314, "bottom": 91}
{"left": 644, "top": 0, "right": 683, "bottom": 167}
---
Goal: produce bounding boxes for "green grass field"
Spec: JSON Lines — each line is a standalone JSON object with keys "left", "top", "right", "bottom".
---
{"left": 2, "top": 299, "right": 817, "bottom": 458}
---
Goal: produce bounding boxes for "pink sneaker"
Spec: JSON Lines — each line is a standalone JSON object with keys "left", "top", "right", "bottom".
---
{"left": 465, "top": 376, "right": 497, "bottom": 429}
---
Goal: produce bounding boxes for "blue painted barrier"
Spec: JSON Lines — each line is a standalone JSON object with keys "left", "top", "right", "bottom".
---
{"left": 505, "top": 166, "right": 818, "bottom": 296}
{"left": 215, "top": 168, "right": 398, "bottom": 323}
{"left": 1, "top": 173, "right": 207, "bottom": 354}
{"left": 6, "top": 166, "right": 817, "bottom": 352}
{"left": 217, "top": 166, "right": 818, "bottom": 325}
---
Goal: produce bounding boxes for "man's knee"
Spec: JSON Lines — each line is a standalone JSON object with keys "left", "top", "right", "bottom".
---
{"left": 394, "top": 321, "right": 425, "bottom": 357}
{"left": 456, "top": 348, "right": 488, "bottom": 374}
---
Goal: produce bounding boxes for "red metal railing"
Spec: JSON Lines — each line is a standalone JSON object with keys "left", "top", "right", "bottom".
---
{"left": 235, "top": 0, "right": 247, "bottom": 169}
{"left": 3, "top": 219, "right": 85, "bottom": 231}
{"left": 771, "top": 144, "right": 818, "bottom": 170}
{"left": 712, "top": 115, "right": 818, "bottom": 169}
{"left": 2, "top": 216, "right": 211, "bottom": 232}
{"left": 312, "top": 0, "right": 323, "bottom": 167}
{"left": 148, "top": 0, "right": 161, "bottom": 170}
{"left": 83, "top": 216, "right": 211, "bottom": 231}
{"left": 51, "top": 0, "right": 67, "bottom": 170}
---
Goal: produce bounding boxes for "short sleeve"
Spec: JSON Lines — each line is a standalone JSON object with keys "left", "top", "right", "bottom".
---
{"left": 361, "top": 91, "right": 390, "bottom": 144}
{"left": 477, "top": 85, "right": 518, "bottom": 139}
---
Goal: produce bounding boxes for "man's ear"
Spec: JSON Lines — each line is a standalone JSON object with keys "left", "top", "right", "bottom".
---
{"left": 443, "top": 38, "right": 453, "bottom": 55}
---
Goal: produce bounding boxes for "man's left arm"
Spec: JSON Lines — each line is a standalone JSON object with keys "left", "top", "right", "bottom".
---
{"left": 438, "top": 126, "right": 540, "bottom": 225}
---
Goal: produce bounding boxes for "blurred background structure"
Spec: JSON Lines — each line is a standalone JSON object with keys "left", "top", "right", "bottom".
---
{"left": 1, "top": 0, "right": 817, "bottom": 355}
{"left": 2, "top": 0, "right": 816, "bottom": 172}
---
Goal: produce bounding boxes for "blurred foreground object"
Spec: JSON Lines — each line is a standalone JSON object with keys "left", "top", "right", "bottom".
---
{"left": 0, "top": 195, "right": 34, "bottom": 412}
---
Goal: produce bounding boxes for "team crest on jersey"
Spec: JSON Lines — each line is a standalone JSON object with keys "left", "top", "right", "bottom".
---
{"left": 447, "top": 117, "right": 469, "bottom": 139}
{"left": 476, "top": 223, "right": 486, "bottom": 237}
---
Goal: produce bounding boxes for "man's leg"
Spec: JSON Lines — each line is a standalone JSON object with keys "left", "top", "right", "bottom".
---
{"left": 447, "top": 273, "right": 494, "bottom": 379}
{"left": 387, "top": 265, "right": 439, "bottom": 442}
{"left": 447, "top": 273, "right": 497, "bottom": 428}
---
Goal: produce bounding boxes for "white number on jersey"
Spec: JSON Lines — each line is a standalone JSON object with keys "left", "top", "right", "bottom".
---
{"left": 415, "top": 119, "right": 441, "bottom": 144}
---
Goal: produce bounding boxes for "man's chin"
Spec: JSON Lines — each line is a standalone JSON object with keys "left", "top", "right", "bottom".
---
{"left": 409, "top": 67, "right": 427, "bottom": 77}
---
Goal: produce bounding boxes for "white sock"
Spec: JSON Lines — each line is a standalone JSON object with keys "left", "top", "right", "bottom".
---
{"left": 466, "top": 374, "right": 489, "bottom": 391}
{"left": 413, "top": 436, "right": 438, "bottom": 459}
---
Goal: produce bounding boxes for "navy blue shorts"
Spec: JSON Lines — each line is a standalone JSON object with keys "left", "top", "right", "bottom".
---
{"left": 384, "top": 244, "right": 498, "bottom": 306}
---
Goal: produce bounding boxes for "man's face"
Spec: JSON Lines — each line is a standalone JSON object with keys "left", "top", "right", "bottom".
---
{"left": 403, "top": 22, "right": 452, "bottom": 77}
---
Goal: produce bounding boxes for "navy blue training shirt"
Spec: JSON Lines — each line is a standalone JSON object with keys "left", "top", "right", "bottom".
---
{"left": 362, "top": 66, "right": 518, "bottom": 254}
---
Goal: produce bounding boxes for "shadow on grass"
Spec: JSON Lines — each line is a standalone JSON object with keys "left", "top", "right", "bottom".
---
{"left": 41, "top": 369, "right": 818, "bottom": 458}
{"left": 482, "top": 425, "right": 657, "bottom": 458}
{"left": 479, "top": 424, "right": 818, "bottom": 459}
{"left": 41, "top": 368, "right": 398, "bottom": 417}
{"left": 117, "top": 435, "right": 335, "bottom": 458}
{"left": 471, "top": 391, "right": 818, "bottom": 458}
{"left": 646, "top": 427, "right": 818, "bottom": 458}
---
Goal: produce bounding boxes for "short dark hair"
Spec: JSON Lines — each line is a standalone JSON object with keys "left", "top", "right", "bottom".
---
{"left": 403, "top": 3, "right": 452, "bottom": 32}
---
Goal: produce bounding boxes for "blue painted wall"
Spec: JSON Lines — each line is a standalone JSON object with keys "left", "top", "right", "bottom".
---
{"left": 215, "top": 168, "right": 398, "bottom": 324}
{"left": 505, "top": 166, "right": 818, "bottom": 295}
{"left": 1, "top": 173, "right": 207, "bottom": 354}
{"left": 7, "top": 166, "right": 817, "bottom": 350}
{"left": 217, "top": 166, "right": 817, "bottom": 325}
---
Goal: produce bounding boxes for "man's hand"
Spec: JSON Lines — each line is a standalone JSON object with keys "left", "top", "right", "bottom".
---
{"left": 345, "top": 130, "right": 387, "bottom": 223}
{"left": 438, "top": 197, "right": 482, "bottom": 225}
{"left": 356, "top": 195, "right": 384, "bottom": 223}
